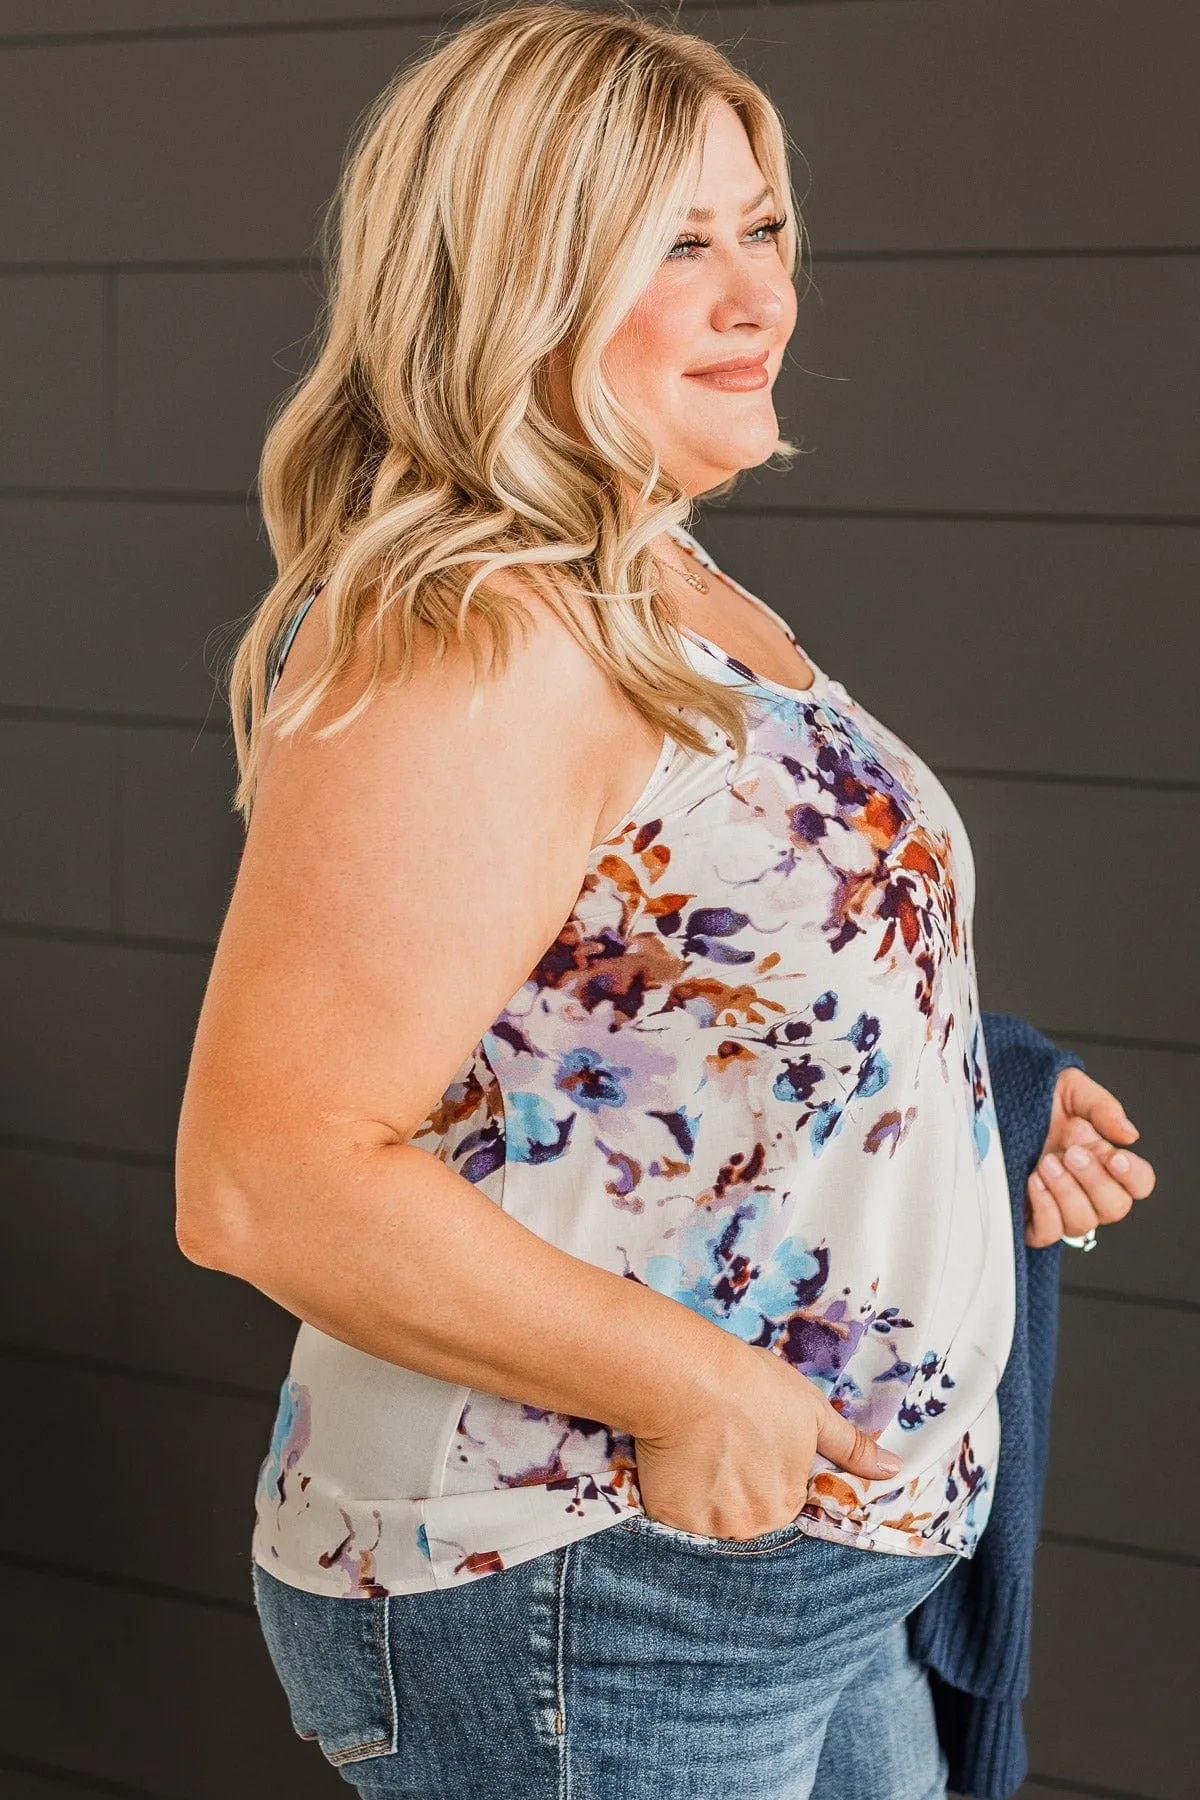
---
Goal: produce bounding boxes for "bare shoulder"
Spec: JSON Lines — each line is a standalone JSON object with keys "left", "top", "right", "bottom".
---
{"left": 245, "top": 564, "right": 633, "bottom": 948}
{"left": 259, "top": 562, "right": 626, "bottom": 796}
{"left": 182, "top": 566, "right": 635, "bottom": 1168}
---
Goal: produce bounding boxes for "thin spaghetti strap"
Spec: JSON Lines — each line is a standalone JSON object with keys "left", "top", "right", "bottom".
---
{"left": 268, "top": 577, "right": 327, "bottom": 696}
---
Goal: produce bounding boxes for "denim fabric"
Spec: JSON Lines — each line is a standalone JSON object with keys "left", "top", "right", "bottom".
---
{"left": 253, "top": 1519, "right": 959, "bottom": 1798}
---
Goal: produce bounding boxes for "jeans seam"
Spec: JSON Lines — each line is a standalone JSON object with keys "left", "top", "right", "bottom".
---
{"left": 379, "top": 1590, "right": 400, "bottom": 1756}
{"left": 555, "top": 1543, "right": 571, "bottom": 1800}
{"left": 324, "top": 1595, "right": 399, "bottom": 1766}
{"left": 630, "top": 1516, "right": 811, "bottom": 1557}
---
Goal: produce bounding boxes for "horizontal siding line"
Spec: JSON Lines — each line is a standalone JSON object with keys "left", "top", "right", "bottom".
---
{"left": 6, "top": 736, "right": 1200, "bottom": 790}
{"left": 0, "top": 1750, "right": 174, "bottom": 1800}
{"left": 1040, "top": 1530, "right": 1200, "bottom": 1572}
{"left": 0, "top": 1131, "right": 172, "bottom": 1169}
{"left": 1060, "top": 1284, "right": 1199, "bottom": 1317}
{"left": 0, "top": 485, "right": 254, "bottom": 506}
{"left": 0, "top": 1531, "right": 1189, "bottom": 1635}
{"left": 6, "top": 487, "right": 1200, "bottom": 530}
{"left": 0, "top": 919, "right": 215, "bottom": 955}
{"left": 0, "top": 1547, "right": 254, "bottom": 1617}
{"left": 3, "top": 704, "right": 1197, "bottom": 797}
{"left": 4, "top": 1292, "right": 1192, "bottom": 1402}
{"left": 1025, "top": 1773, "right": 1165, "bottom": 1800}
{"left": 0, "top": 0, "right": 920, "bottom": 55}
{"left": 3, "top": 246, "right": 1199, "bottom": 277}
{"left": 719, "top": 503, "right": 1200, "bottom": 530}
{"left": 0, "top": 1340, "right": 279, "bottom": 1407}
{"left": 0, "top": 258, "right": 314, "bottom": 276}
{"left": 818, "top": 243, "right": 1200, "bottom": 263}
{"left": 5, "top": 1288, "right": 1193, "bottom": 1410}
{"left": 0, "top": 703, "right": 232, "bottom": 734}
{"left": 8, "top": 702, "right": 1199, "bottom": 798}
{"left": 1, "top": 919, "right": 1197, "bottom": 1054}
{"left": 936, "top": 766, "right": 1200, "bottom": 796}
{"left": 0, "top": 12, "right": 444, "bottom": 51}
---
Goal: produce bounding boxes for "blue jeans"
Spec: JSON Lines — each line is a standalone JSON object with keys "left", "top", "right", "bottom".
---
{"left": 252, "top": 1512, "right": 959, "bottom": 1799}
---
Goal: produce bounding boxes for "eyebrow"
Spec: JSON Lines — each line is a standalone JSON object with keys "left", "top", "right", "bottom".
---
{"left": 687, "top": 185, "right": 775, "bottom": 223}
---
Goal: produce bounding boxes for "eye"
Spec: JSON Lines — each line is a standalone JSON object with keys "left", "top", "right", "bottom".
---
{"left": 667, "top": 233, "right": 711, "bottom": 261}
{"left": 666, "top": 216, "right": 788, "bottom": 261}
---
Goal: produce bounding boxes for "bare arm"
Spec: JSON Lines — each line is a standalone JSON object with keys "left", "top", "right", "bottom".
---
{"left": 176, "top": 583, "right": 733, "bottom": 1439}
{"left": 176, "top": 579, "right": 899, "bottom": 1532}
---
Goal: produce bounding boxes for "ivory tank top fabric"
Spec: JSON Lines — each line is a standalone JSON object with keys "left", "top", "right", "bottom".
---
{"left": 252, "top": 524, "right": 1015, "bottom": 1598}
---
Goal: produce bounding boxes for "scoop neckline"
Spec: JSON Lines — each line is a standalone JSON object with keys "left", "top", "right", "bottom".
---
{"left": 665, "top": 524, "right": 828, "bottom": 702}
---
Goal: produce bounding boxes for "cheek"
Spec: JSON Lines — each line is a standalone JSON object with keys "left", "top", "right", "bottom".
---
{"left": 606, "top": 288, "right": 694, "bottom": 385}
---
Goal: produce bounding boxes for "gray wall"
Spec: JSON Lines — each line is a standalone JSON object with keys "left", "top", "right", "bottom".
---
{"left": 1, "top": 3, "right": 1195, "bottom": 1797}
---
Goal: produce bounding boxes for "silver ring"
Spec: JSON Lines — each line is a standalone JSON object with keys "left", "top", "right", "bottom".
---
{"left": 1061, "top": 1227, "right": 1098, "bottom": 1252}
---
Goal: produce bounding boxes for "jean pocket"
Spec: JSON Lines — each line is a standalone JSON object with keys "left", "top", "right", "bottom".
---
{"left": 252, "top": 1561, "right": 399, "bottom": 1768}
{"left": 620, "top": 1510, "right": 809, "bottom": 1557}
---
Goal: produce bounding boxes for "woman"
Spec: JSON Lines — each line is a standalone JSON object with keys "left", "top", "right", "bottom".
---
{"left": 174, "top": 6, "right": 1155, "bottom": 1796}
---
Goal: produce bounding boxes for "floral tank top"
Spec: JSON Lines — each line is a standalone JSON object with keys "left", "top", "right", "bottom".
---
{"left": 251, "top": 523, "right": 1015, "bottom": 1599}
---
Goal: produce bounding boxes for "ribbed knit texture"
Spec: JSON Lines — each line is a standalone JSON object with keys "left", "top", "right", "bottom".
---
{"left": 906, "top": 1012, "right": 1086, "bottom": 1799}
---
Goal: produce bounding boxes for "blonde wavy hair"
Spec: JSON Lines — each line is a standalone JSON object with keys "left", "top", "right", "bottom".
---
{"left": 225, "top": 0, "right": 806, "bottom": 823}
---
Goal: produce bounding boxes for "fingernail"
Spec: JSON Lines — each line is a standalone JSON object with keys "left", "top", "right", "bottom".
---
{"left": 1110, "top": 1151, "right": 1130, "bottom": 1174}
{"left": 876, "top": 1452, "right": 904, "bottom": 1474}
{"left": 1064, "top": 1145, "right": 1091, "bottom": 1173}
{"left": 1030, "top": 1172, "right": 1047, "bottom": 1194}
{"left": 1041, "top": 1154, "right": 1063, "bottom": 1179}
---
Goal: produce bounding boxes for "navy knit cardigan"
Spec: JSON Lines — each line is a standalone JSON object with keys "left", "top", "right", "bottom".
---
{"left": 906, "top": 1011, "right": 1087, "bottom": 1799}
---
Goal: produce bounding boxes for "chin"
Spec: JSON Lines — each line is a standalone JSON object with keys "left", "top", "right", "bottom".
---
{"left": 689, "top": 435, "right": 778, "bottom": 483}
{"left": 705, "top": 409, "right": 779, "bottom": 454}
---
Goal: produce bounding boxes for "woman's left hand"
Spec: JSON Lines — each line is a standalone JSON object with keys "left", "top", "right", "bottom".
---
{"left": 1025, "top": 1067, "right": 1157, "bottom": 1248}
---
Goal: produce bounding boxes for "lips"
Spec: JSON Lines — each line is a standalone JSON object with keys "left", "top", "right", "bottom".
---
{"left": 685, "top": 352, "right": 770, "bottom": 376}
{"left": 683, "top": 350, "right": 772, "bottom": 394}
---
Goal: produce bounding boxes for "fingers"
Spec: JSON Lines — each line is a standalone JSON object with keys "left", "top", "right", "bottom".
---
{"left": 814, "top": 1403, "right": 903, "bottom": 1480}
{"left": 1101, "top": 1143, "right": 1156, "bottom": 1199}
{"left": 1030, "top": 1137, "right": 1149, "bottom": 1243}
{"left": 1027, "top": 1098, "right": 1159, "bottom": 1245}
{"left": 1025, "top": 1170, "right": 1065, "bottom": 1248}
{"left": 1055, "top": 1112, "right": 1157, "bottom": 1196}
{"left": 1058, "top": 1068, "right": 1140, "bottom": 1143}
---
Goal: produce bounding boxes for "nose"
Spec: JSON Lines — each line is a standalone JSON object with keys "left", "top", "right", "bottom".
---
{"left": 711, "top": 265, "right": 791, "bottom": 333}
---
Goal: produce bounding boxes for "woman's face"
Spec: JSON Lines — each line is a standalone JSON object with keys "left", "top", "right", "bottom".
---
{"left": 588, "top": 98, "right": 798, "bottom": 498}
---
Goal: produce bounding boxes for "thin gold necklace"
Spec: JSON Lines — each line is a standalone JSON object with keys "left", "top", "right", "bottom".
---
{"left": 658, "top": 546, "right": 710, "bottom": 594}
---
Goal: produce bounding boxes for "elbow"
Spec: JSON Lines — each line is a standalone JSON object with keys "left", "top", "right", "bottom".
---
{"left": 174, "top": 1208, "right": 234, "bottom": 1273}
{"left": 174, "top": 1092, "right": 278, "bottom": 1275}
{"left": 174, "top": 1163, "right": 258, "bottom": 1275}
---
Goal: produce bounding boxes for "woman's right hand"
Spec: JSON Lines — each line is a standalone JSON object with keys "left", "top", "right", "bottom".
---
{"left": 633, "top": 1343, "right": 904, "bottom": 1540}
